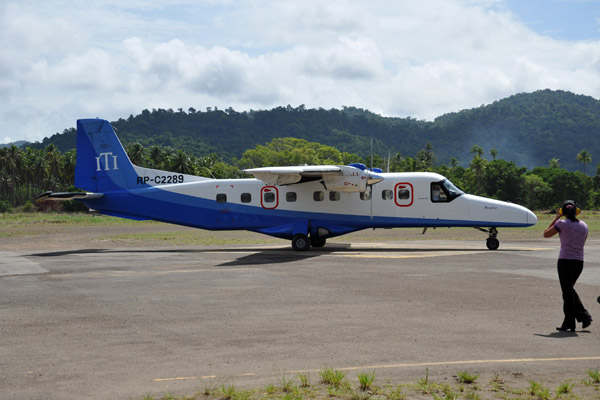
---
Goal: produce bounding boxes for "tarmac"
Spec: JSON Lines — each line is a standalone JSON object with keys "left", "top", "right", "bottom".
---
{"left": 1, "top": 238, "right": 600, "bottom": 399}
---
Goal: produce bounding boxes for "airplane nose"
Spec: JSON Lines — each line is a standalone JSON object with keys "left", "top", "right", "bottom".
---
{"left": 526, "top": 209, "right": 538, "bottom": 226}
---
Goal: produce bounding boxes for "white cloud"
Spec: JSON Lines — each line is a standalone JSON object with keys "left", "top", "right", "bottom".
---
{"left": 2, "top": 0, "right": 600, "bottom": 143}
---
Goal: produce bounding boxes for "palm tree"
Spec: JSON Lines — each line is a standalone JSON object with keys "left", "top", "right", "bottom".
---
{"left": 148, "top": 145, "right": 170, "bottom": 170}
{"left": 44, "top": 144, "right": 61, "bottom": 192}
{"left": 490, "top": 148, "right": 498, "bottom": 160}
{"left": 470, "top": 144, "right": 484, "bottom": 158}
{"left": 6, "top": 145, "right": 23, "bottom": 206}
{"left": 469, "top": 154, "right": 486, "bottom": 195}
{"left": 126, "top": 142, "right": 145, "bottom": 166}
{"left": 61, "top": 149, "right": 77, "bottom": 188}
{"left": 170, "top": 150, "right": 192, "bottom": 174}
{"left": 577, "top": 150, "right": 592, "bottom": 174}
{"left": 548, "top": 158, "right": 561, "bottom": 169}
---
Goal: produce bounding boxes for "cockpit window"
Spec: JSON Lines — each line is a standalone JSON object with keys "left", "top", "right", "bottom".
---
{"left": 431, "top": 179, "right": 464, "bottom": 203}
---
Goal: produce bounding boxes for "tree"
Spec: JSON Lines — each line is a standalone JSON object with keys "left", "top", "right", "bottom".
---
{"left": 170, "top": 150, "right": 193, "bottom": 174}
{"left": 468, "top": 146, "right": 487, "bottom": 195}
{"left": 482, "top": 160, "right": 526, "bottom": 201}
{"left": 237, "top": 137, "right": 346, "bottom": 168}
{"left": 126, "top": 142, "right": 145, "bottom": 166}
{"left": 521, "top": 174, "right": 552, "bottom": 210}
{"left": 548, "top": 158, "right": 561, "bottom": 169}
{"left": 576, "top": 150, "right": 592, "bottom": 174}
{"left": 490, "top": 148, "right": 498, "bottom": 160}
{"left": 470, "top": 144, "right": 484, "bottom": 158}
{"left": 415, "top": 142, "right": 435, "bottom": 171}
{"left": 6, "top": 145, "right": 23, "bottom": 206}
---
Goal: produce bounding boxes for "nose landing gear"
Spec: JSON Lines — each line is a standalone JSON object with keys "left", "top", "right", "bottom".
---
{"left": 475, "top": 227, "right": 500, "bottom": 250}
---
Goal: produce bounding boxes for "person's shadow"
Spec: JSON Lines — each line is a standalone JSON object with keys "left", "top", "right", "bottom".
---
{"left": 534, "top": 331, "right": 585, "bottom": 338}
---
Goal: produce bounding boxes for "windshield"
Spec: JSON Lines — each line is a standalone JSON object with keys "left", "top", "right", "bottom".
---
{"left": 442, "top": 179, "right": 464, "bottom": 199}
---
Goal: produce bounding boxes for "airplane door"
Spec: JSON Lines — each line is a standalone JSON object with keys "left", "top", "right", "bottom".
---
{"left": 394, "top": 182, "right": 413, "bottom": 207}
{"left": 261, "top": 186, "right": 279, "bottom": 209}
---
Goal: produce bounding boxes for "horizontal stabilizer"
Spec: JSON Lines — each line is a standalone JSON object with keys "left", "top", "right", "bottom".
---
{"left": 35, "top": 191, "right": 104, "bottom": 201}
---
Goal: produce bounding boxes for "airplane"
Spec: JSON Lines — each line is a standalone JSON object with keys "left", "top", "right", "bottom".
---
{"left": 37, "top": 118, "right": 538, "bottom": 251}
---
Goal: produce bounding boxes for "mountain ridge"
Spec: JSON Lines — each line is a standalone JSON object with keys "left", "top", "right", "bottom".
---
{"left": 27, "top": 89, "right": 600, "bottom": 171}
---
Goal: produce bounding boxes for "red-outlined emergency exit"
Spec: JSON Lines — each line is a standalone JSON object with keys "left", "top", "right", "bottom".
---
{"left": 261, "top": 186, "right": 279, "bottom": 209}
{"left": 394, "top": 182, "right": 414, "bottom": 207}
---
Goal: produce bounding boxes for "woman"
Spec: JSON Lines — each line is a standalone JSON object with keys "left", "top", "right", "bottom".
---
{"left": 543, "top": 200, "right": 592, "bottom": 332}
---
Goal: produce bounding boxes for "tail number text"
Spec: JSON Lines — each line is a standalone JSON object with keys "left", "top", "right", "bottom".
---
{"left": 137, "top": 175, "right": 184, "bottom": 185}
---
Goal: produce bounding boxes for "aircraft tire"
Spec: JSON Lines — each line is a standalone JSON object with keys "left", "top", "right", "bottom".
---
{"left": 292, "top": 234, "right": 311, "bottom": 251}
{"left": 310, "top": 237, "right": 326, "bottom": 248}
{"left": 486, "top": 237, "right": 500, "bottom": 250}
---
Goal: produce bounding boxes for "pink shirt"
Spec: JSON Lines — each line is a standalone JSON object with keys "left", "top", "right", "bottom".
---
{"left": 554, "top": 219, "right": 588, "bottom": 261}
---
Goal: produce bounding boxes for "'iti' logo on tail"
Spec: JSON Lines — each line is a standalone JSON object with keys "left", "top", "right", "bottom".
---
{"left": 96, "top": 152, "right": 119, "bottom": 171}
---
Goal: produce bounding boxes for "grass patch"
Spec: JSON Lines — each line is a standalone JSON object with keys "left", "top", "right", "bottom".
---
{"left": 319, "top": 367, "right": 347, "bottom": 388}
{"left": 586, "top": 369, "right": 600, "bottom": 384}
{"left": 457, "top": 371, "right": 480, "bottom": 384}
{"left": 4, "top": 210, "right": 600, "bottom": 246}
{"left": 357, "top": 371, "right": 375, "bottom": 391}
{"left": 132, "top": 368, "right": 600, "bottom": 400}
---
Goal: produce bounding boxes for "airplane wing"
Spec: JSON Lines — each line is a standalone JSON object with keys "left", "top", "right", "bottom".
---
{"left": 243, "top": 165, "right": 342, "bottom": 185}
{"left": 244, "top": 165, "right": 383, "bottom": 192}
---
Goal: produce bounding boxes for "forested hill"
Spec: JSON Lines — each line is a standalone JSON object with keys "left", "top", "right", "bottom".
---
{"left": 31, "top": 89, "right": 600, "bottom": 171}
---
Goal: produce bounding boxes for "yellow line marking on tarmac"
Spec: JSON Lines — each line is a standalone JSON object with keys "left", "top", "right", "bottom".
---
{"left": 152, "top": 373, "right": 254, "bottom": 382}
{"left": 287, "top": 356, "right": 600, "bottom": 373}
{"left": 152, "top": 376, "right": 197, "bottom": 382}
{"left": 328, "top": 251, "right": 484, "bottom": 259}
{"left": 153, "top": 357, "right": 600, "bottom": 383}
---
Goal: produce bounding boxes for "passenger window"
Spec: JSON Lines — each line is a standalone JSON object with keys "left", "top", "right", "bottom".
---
{"left": 313, "top": 191, "right": 324, "bottom": 201}
{"left": 264, "top": 192, "right": 275, "bottom": 203}
{"left": 382, "top": 190, "right": 393, "bottom": 200}
{"left": 241, "top": 193, "right": 251, "bottom": 203}
{"left": 394, "top": 182, "right": 414, "bottom": 207}
{"left": 397, "top": 188, "right": 410, "bottom": 200}
{"left": 329, "top": 191, "right": 340, "bottom": 201}
{"left": 360, "top": 190, "right": 371, "bottom": 201}
{"left": 431, "top": 183, "right": 448, "bottom": 202}
{"left": 216, "top": 193, "right": 227, "bottom": 203}
{"left": 286, "top": 192, "right": 297, "bottom": 202}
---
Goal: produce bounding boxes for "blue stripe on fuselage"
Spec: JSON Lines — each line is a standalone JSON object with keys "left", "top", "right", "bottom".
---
{"left": 83, "top": 186, "right": 530, "bottom": 239}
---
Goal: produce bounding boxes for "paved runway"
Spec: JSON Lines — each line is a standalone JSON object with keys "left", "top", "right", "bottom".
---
{"left": 1, "top": 240, "right": 600, "bottom": 399}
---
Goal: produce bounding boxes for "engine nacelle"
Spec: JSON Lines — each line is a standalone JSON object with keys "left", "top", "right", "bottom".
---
{"left": 322, "top": 173, "right": 368, "bottom": 192}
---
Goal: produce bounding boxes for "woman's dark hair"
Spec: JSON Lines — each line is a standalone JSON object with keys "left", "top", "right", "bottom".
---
{"left": 562, "top": 200, "right": 578, "bottom": 221}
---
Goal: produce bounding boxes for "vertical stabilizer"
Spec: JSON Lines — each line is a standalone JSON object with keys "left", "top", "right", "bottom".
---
{"left": 75, "top": 119, "right": 137, "bottom": 192}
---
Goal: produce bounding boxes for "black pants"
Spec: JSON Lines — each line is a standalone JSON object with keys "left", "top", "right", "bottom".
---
{"left": 557, "top": 258, "right": 590, "bottom": 328}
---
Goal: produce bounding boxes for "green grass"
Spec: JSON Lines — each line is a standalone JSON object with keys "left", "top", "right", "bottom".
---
{"left": 319, "top": 367, "right": 347, "bottom": 388}
{"left": 2, "top": 210, "right": 600, "bottom": 247}
{"left": 457, "top": 371, "right": 480, "bottom": 384}
{"left": 0, "top": 211, "right": 140, "bottom": 226}
{"left": 357, "top": 371, "right": 375, "bottom": 391}
{"left": 135, "top": 368, "right": 600, "bottom": 400}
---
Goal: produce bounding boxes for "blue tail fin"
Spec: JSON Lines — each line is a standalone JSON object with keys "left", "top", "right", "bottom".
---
{"left": 75, "top": 119, "right": 137, "bottom": 192}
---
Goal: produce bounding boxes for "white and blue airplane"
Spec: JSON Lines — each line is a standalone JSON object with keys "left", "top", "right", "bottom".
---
{"left": 37, "top": 119, "right": 537, "bottom": 251}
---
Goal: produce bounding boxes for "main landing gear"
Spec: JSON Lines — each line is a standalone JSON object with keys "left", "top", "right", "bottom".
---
{"left": 291, "top": 234, "right": 326, "bottom": 251}
{"left": 475, "top": 227, "right": 500, "bottom": 250}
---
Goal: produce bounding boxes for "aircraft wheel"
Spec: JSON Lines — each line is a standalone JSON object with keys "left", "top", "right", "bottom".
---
{"left": 486, "top": 237, "right": 500, "bottom": 250}
{"left": 310, "top": 237, "right": 326, "bottom": 248}
{"left": 292, "top": 234, "right": 311, "bottom": 251}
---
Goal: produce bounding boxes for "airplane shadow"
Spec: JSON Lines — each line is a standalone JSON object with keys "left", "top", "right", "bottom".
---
{"left": 27, "top": 244, "right": 535, "bottom": 267}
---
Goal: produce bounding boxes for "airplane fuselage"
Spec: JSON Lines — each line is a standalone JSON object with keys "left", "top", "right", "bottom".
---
{"left": 39, "top": 119, "right": 537, "bottom": 251}
{"left": 85, "top": 171, "right": 535, "bottom": 239}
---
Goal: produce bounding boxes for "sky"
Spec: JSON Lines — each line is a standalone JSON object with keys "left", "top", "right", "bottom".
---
{"left": 2, "top": 0, "right": 600, "bottom": 143}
